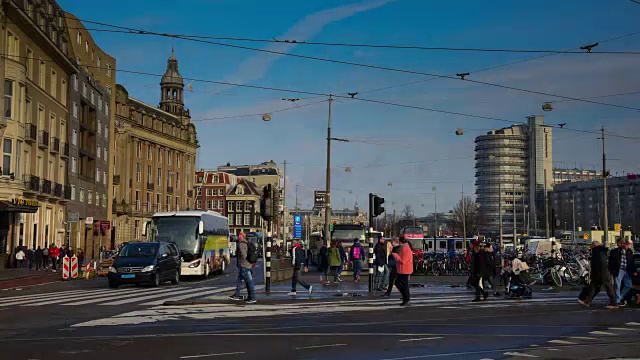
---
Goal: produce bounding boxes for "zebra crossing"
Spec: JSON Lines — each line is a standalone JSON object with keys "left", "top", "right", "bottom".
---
{"left": 70, "top": 292, "right": 579, "bottom": 328}
{"left": 0, "top": 285, "right": 236, "bottom": 308}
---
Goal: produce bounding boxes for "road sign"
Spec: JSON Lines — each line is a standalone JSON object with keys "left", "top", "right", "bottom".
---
{"left": 614, "top": 223, "right": 621, "bottom": 231}
{"left": 584, "top": 233, "right": 590, "bottom": 240}
{"left": 85, "top": 217, "right": 94, "bottom": 225}
{"left": 101, "top": 221, "right": 111, "bottom": 230}
{"left": 293, "top": 215, "right": 302, "bottom": 239}
{"left": 67, "top": 212, "right": 79, "bottom": 222}
{"left": 314, "top": 191, "right": 327, "bottom": 209}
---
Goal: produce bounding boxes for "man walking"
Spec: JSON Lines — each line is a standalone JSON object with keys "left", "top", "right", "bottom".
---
{"left": 609, "top": 239, "right": 633, "bottom": 306}
{"left": 580, "top": 241, "right": 617, "bottom": 309}
{"left": 382, "top": 238, "right": 401, "bottom": 297}
{"left": 228, "top": 233, "right": 257, "bottom": 304}
{"left": 288, "top": 241, "right": 313, "bottom": 296}
{"left": 391, "top": 237, "right": 413, "bottom": 306}
{"left": 471, "top": 241, "right": 490, "bottom": 302}
{"left": 374, "top": 236, "right": 389, "bottom": 291}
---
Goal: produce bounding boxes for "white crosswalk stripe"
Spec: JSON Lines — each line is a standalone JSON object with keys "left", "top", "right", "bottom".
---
{"left": 71, "top": 293, "right": 579, "bottom": 327}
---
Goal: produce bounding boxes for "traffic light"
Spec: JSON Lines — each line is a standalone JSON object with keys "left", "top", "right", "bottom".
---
{"left": 260, "top": 184, "right": 273, "bottom": 220}
{"left": 372, "top": 194, "right": 385, "bottom": 217}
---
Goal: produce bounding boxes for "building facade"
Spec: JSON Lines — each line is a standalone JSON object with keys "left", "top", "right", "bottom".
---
{"left": 0, "top": 0, "right": 77, "bottom": 265}
{"left": 475, "top": 115, "right": 553, "bottom": 236}
{"left": 193, "top": 170, "right": 236, "bottom": 215}
{"left": 225, "top": 178, "right": 262, "bottom": 235}
{"left": 112, "top": 50, "right": 198, "bottom": 246}
{"left": 63, "top": 12, "right": 116, "bottom": 257}
{"left": 553, "top": 168, "right": 598, "bottom": 185}
{"left": 551, "top": 174, "right": 639, "bottom": 243}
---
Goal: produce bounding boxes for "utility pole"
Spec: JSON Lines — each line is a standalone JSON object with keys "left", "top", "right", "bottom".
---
{"left": 461, "top": 184, "right": 467, "bottom": 249}
{"left": 283, "top": 160, "right": 287, "bottom": 240}
{"left": 572, "top": 191, "right": 576, "bottom": 244}
{"left": 618, "top": 189, "right": 623, "bottom": 242}
{"left": 324, "top": 95, "right": 333, "bottom": 247}
{"left": 499, "top": 182, "right": 503, "bottom": 246}
{"left": 601, "top": 127, "right": 609, "bottom": 246}
{"left": 433, "top": 187, "right": 438, "bottom": 238}
{"left": 513, "top": 175, "right": 517, "bottom": 243}
{"left": 544, "top": 168, "right": 550, "bottom": 239}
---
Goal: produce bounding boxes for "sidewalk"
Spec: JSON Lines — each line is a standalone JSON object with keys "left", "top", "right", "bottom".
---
{"left": 0, "top": 269, "right": 61, "bottom": 290}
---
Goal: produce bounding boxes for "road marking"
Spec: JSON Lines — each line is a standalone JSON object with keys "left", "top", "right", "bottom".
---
{"left": 179, "top": 351, "right": 245, "bottom": 359}
{"left": 588, "top": 331, "right": 616, "bottom": 336}
{"left": 626, "top": 322, "right": 640, "bottom": 326}
{"left": 569, "top": 336, "right": 596, "bottom": 340}
{"left": 503, "top": 352, "right": 538, "bottom": 358}
{"left": 295, "top": 343, "right": 346, "bottom": 350}
{"left": 143, "top": 287, "right": 235, "bottom": 305}
{"left": 608, "top": 327, "right": 636, "bottom": 332}
{"left": 547, "top": 340, "right": 575, "bottom": 345}
{"left": 547, "top": 348, "right": 560, "bottom": 351}
{"left": 0, "top": 289, "right": 118, "bottom": 306}
{"left": 59, "top": 288, "right": 174, "bottom": 306}
{"left": 23, "top": 288, "right": 172, "bottom": 307}
{"left": 102, "top": 287, "right": 208, "bottom": 306}
{"left": 400, "top": 337, "right": 443, "bottom": 342}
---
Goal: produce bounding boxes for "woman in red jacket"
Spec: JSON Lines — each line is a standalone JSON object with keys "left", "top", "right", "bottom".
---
{"left": 392, "top": 237, "right": 414, "bottom": 306}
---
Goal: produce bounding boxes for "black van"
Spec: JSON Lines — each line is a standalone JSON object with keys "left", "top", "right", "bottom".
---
{"left": 107, "top": 242, "right": 181, "bottom": 288}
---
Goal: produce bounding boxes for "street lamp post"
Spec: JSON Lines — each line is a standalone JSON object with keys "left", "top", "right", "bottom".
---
{"left": 324, "top": 96, "right": 333, "bottom": 247}
{"left": 572, "top": 192, "right": 576, "bottom": 244}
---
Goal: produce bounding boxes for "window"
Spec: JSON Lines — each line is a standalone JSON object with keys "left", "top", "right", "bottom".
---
{"left": 73, "top": 74, "right": 78, "bottom": 90}
{"left": 147, "top": 166, "right": 151, "bottom": 183}
{"left": 206, "top": 189, "right": 212, "bottom": 196}
{"left": 218, "top": 200, "right": 224, "bottom": 210}
{"left": 103, "top": 194, "right": 107, "bottom": 207}
{"left": 157, "top": 168, "right": 162, "bottom": 185}
{"left": 175, "top": 197, "right": 179, "bottom": 211}
{"left": 71, "top": 129, "right": 78, "bottom": 145}
{"left": 177, "top": 154, "right": 181, "bottom": 168}
{"left": 236, "top": 185, "right": 244, "bottom": 195}
{"left": 176, "top": 173, "right": 180, "bottom": 189}
{"left": 97, "top": 144, "right": 101, "bottom": 159}
{"left": 72, "top": 102, "right": 78, "bottom": 118}
{"left": 104, "top": 148, "right": 108, "bottom": 160}
{"left": 196, "top": 200, "right": 202, "bottom": 209}
{"left": 104, "top": 125, "right": 108, "bottom": 139}
{"left": 166, "top": 195, "right": 171, "bottom": 211}
{"left": 213, "top": 174, "right": 218, "bottom": 183}
{"left": 2, "top": 139, "right": 11, "bottom": 175}
{"left": 96, "top": 168, "right": 100, "bottom": 182}
{"left": 106, "top": 85, "right": 111, "bottom": 95}
{"left": 26, "top": 48, "right": 33, "bottom": 80}
{"left": 136, "top": 142, "right": 141, "bottom": 157}
{"left": 4, "top": 80, "right": 13, "bottom": 119}
{"left": 244, "top": 214, "right": 250, "bottom": 226}
{"left": 157, "top": 148, "right": 162, "bottom": 162}
{"left": 79, "top": 188, "right": 84, "bottom": 202}
{"left": 6, "top": 31, "right": 19, "bottom": 59}
{"left": 106, "top": 64, "right": 112, "bottom": 76}
{"left": 147, "top": 144, "right": 152, "bottom": 160}
{"left": 98, "top": 96, "right": 102, "bottom": 110}
{"left": 196, "top": 187, "right": 202, "bottom": 196}
{"left": 228, "top": 201, "right": 235, "bottom": 212}
{"left": 103, "top": 170, "right": 107, "bottom": 185}
{"left": 146, "top": 192, "right": 151, "bottom": 212}
{"left": 236, "top": 215, "right": 242, "bottom": 226}
{"left": 77, "top": 31, "right": 82, "bottom": 45}
{"left": 88, "top": 190, "right": 92, "bottom": 204}
{"left": 218, "top": 189, "right": 224, "bottom": 196}
{"left": 206, "top": 200, "right": 212, "bottom": 209}
{"left": 167, "top": 151, "right": 172, "bottom": 165}
{"left": 50, "top": 69, "right": 57, "bottom": 98}
{"left": 82, "top": 83, "right": 86, "bottom": 97}
{"left": 135, "top": 191, "right": 140, "bottom": 211}
{"left": 229, "top": 215, "right": 234, "bottom": 226}
{"left": 60, "top": 79, "right": 67, "bottom": 105}
{"left": 71, "top": 157, "right": 77, "bottom": 173}
{"left": 236, "top": 201, "right": 243, "bottom": 211}
{"left": 136, "top": 163, "right": 141, "bottom": 182}
{"left": 90, "top": 90, "right": 94, "bottom": 104}
{"left": 105, "top": 103, "right": 109, "bottom": 116}
{"left": 245, "top": 201, "right": 251, "bottom": 211}
{"left": 95, "top": 193, "right": 100, "bottom": 207}
{"left": 97, "top": 120, "right": 101, "bottom": 134}
{"left": 15, "top": 142, "right": 21, "bottom": 178}
{"left": 85, "top": 40, "right": 89, "bottom": 53}
{"left": 97, "top": 55, "right": 101, "bottom": 68}
{"left": 157, "top": 193, "right": 162, "bottom": 209}
{"left": 39, "top": 60, "right": 46, "bottom": 88}
{"left": 71, "top": 185, "right": 76, "bottom": 200}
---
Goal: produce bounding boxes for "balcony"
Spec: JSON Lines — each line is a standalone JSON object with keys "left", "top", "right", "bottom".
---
{"left": 25, "top": 123, "right": 37, "bottom": 143}
{"left": 41, "top": 179, "right": 52, "bottom": 195}
{"left": 38, "top": 130, "right": 49, "bottom": 148}
{"left": 113, "top": 200, "right": 130, "bottom": 215}
{"left": 147, "top": 182, "right": 155, "bottom": 191}
{"left": 23, "top": 175, "right": 40, "bottom": 193}
{"left": 50, "top": 137, "right": 60, "bottom": 154}
{"left": 64, "top": 185, "right": 72, "bottom": 200}
{"left": 79, "top": 116, "right": 96, "bottom": 134}
{"left": 113, "top": 175, "right": 120, "bottom": 185}
{"left": 79, "top": 146, "right": 95, "bottom": 159}
{"left": 167, "top": 186, "right": 174, "bottom": 194}
{"left": 0, "top": 117, "right": 6, "bottom": 129}
{"left": 53, "top": 183, "right": 63, "bottom": 198}
{"left": 61, "top": 143, "right": 69, "bottom": 158}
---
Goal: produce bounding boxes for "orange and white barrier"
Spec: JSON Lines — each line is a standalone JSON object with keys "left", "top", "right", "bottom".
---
{"left": 85, "top": 263, "right": 92, "bottom": 279}
{"left": 70, "top": 256, "right": 79, "bottom": 279}
{"left": 62, "top": 256, "right": 70, "bottom": 280}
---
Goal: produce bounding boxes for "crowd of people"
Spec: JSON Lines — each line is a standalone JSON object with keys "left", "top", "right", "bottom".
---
{"left": 13, "top": 244, "right": 85, "bottom": 272}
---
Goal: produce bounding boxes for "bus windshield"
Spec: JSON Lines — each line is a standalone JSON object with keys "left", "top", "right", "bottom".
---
{"left": 407, "top": 239, "right": 424, "bottom": 251}
{"left": 333, "top": 229, "right": 365, "bottom": 241}
{"left": 403, "top": 227, "right": 424, "bottom": 238}
{"left": 151, "top": 216, "right": 200, "bottom": 259}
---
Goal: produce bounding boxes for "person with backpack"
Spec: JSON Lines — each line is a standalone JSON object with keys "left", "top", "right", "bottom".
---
{"left": 228, "top": 233, "right": 257, "bottom": 304}
{"left": 349, "top": 238, "right": 365, "bottom": 282}
{"left": 288, "top": 241, "right": 313, "bottom": 296}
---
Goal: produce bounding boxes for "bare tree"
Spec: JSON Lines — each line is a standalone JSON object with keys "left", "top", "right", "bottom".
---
{"left": 452, "top": 196, "right": 483, "bottom": 237}
{"left": 401, "top": 204, "right": 414, "bottom": 220}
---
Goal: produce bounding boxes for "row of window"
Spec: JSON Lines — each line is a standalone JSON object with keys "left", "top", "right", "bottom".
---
{"left": 76, "top": 30, "right": 112, "bottom": 76}
{"left": 69, "top": 157, "right": 107, "bottom": 185}
{"left": 134, "top": 191, "right": 181, "bottom": 212}
{"left": 2, "top": 138, "right": 65, "bottom": 183}
{"left": 229, "top": 214, "right": 253, "bottom": 227}
{"left": 201, "top": 188, "right": 225, "bottom": 196}
{"left": 135, "top": 142, "right": 183, "bottom": 169}
{"left": 228, "top": 201, "right": 254, "bottom": 212}
{"left": 69, "top": 185, "right": 107, "bottom": 208}
{"left": 196, "top": 174, "right": 223, "bottom": 184}
{"left": 134, "top": 164, "right": 181, "bottom": 188}
{"left": 71, "top": 79, "right": 110, "bottom": 118}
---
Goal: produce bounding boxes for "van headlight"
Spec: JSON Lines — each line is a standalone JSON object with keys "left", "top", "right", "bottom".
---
{"left": 188, "top": 260, "right": 201, "bottom": 268}
{"left": 108, "top": 266, "right": 117, "bottom": 273}
{"left": 142, "top": 265, "right": 154, "bottom": 272}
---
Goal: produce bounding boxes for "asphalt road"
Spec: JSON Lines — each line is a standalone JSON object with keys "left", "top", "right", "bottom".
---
{"left": 1, "top": 265, "right": 640, "bottom": 360}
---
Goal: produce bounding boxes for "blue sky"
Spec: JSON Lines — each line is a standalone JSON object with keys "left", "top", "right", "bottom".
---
{"left": 60, "top": 0, "right": 640, "bottom": 214}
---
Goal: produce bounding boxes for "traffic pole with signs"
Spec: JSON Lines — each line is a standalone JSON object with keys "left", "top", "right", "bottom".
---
{"left": 85, "top": 217, "right": 94, "bottom": 259}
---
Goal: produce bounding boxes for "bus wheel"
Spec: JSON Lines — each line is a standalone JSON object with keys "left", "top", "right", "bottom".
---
{"left": 202, "top": 264, "right": 210, "bottom": 279}
{"left": 218, "top": 260, "right": 226, "bottom": 274}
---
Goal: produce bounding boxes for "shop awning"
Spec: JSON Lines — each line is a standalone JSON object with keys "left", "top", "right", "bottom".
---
{"left": 0, "top": 200, "right": 38, "bottom": 213}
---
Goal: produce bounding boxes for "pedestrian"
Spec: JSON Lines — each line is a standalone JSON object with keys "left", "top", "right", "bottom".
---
{"left": 471, "top": 241, "right": 490, "bottom": 302}
{"left": 382, "top": 237, "right": 402, "bottom": 297}
{"left": 318, "top": 241, "right": 330, "bottom": 285}
{"left": 391, "top": 236, "right": 413, "bottom": 306}
{"left": 327, "top": 242, "right": 342, "bottom": 282}
{"left": 15, "top": 248, "right": 25, "bottom": 269}
{"left": 338, "top": 241, "right": 347, "bottom": 280}
{"left": 349, "top": 238, "right": 365, "bottom": 282}
{"left": 374, "top": 236, "right": 389, "bottom": 291}
{"left": 34, "top": 247, "right": 43, "bottom": 271}
{"left": 485, "top": 244, "right": 500, "bottom": 296}
{"left": 579, "top": 241, "right": 618, "bottom": 309}
{"left": 27, "top": 247, "right": 35, "bottom": 270}
{"left": 288, "top": 241, "right": 313, "bottom": 296}
{"left": 50, "top": 245, "right": 59, "bottom": 271}
{"left": 228, "top": 233, "right": 257, "bottom": 304}
{"left": 42, "top": 246, "right": 49, "bottom": 270}
{"left": 609, "top": 239, "right": 633, "bottom": 306}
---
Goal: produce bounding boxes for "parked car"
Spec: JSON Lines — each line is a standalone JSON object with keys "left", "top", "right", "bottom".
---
{"left": 107, "top": 242, "right": 181, "bottom": 288}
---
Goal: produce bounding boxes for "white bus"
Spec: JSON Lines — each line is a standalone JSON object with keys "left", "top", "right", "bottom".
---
{"left": 144, "top": 210, "right": 230, "bottom": 278}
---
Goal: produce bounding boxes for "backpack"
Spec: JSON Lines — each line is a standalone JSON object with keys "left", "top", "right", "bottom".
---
{"left": 246, "top": 241, "right": 258, "bottom": 264}
{"left": 352, "top": 245, "right": 361, "bottom": 259}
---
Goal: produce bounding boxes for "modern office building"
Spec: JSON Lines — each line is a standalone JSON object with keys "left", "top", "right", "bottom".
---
{"left": 475, "top": 115, "right": 553, "bottom": 236}
{"left": 553, "top": 168, "right": 598, "bottom": 185}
